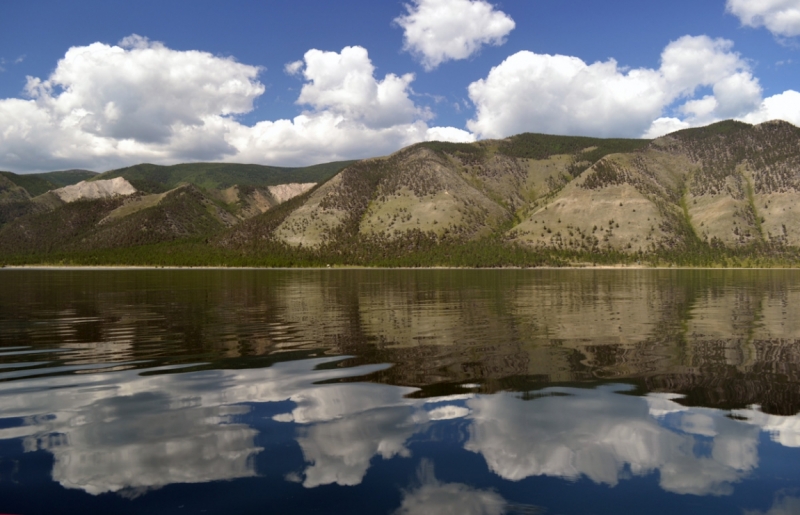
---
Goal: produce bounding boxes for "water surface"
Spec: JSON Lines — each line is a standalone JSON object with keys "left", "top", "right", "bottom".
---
{"left": 1, "top": 269, "right": 800, "bottom": 514}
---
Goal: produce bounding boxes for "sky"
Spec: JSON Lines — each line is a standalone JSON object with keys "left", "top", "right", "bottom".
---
{"left": 1, "top": 0, "right": 799, "bottom": 173}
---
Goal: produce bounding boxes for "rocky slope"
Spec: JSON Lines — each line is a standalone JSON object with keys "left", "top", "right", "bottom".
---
{"left": 0, "top": 169, "right": 97, "bottom": 197}
{"left": 223, "top": 120, "right": 800, "bottom": 258}
{"left": 53, "top": 177, "right": 138, "bottom": 202}
{"left": 0, "top": 165, "right": 334, "bottom": 256}
{"left": 3, "top": 120, "right": 800, "bottom": 265}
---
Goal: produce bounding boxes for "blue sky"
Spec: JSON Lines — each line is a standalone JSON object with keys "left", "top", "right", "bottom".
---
{"left": 1, "top": 0, "right": 799, "bottom": 172}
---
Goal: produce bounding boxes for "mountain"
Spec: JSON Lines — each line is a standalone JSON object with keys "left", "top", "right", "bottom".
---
{"left": 0, "top": 170, "right": 98, "bottom": 197}
{"left": 3, "top": 120, "right": 800, "bottom": 267}
{"left": 0, "top": 159, "right": 356, "bottom": 261}
{"left": 92, "top": 161, "right": 355, "bottom": 193}
{"left": 217, "top": 120, "right": 800, "bottom": 266}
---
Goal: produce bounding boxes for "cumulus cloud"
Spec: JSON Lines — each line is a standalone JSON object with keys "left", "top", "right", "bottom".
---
{"left": 467, "top": 51, "right": 666, "bottom": 139}
{"left": 425, "top": 125, "right": 476, "bottom": 142}
{"left": 32, "top": 35, "right": 263, "bottom": 142}
{"left": 642, "top": 117, "right": 692, "bottom": 139}
{"left": 467, "top": 35, "right": 772, "bottom": 139}
{"left": 0, "top": 35, "right": 262, "bottom": 171}
{"left": 740, "top": 89, "right": 800, "bottom": 126}
{"left": 0, "top": 55, "right": 26, "bottom": 72}
{"left": 0, "top": 38, "right": 472, "bottom": 173}
{"left": 227, "top": 45, "right": 474, "bottom": 166}
{"left": 395, "top": 0, "right": 515, "bottom": 70}
{"left": 296, "top": 46, "right": 428, "bottom": 129}
{"left": 727, "top": 0, "right": 800, "bottom": 37}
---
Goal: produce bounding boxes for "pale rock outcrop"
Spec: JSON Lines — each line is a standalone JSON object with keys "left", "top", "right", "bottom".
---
{"left": 268, "top": 183, "right": 315, "bottom": 204}
{"left": 54, "top": 178, "right": 137, "bottom": 203}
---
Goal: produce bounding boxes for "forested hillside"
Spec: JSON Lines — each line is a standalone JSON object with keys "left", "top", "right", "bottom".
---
{"left": 3, "top": 120, "right": 800, "bottom": 268}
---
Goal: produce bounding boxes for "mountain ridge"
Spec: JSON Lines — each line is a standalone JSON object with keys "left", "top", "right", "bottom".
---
{"left": 3, "top": 120, "right": 800, "bottom": 267}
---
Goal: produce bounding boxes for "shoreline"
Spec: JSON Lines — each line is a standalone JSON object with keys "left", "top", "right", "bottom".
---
{"left": 3, "top": 264, "right": 799, "bottom": 271}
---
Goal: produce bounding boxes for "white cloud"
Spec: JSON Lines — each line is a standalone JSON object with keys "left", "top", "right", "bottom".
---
{"left": 296, "top": 46, "right": 428, "bottom": 129}
{"left": 643, "top": 117, "right": 691, "bottom": 138}
{"left": 395, "top": 0, "right": 515, "bottom": 71}
{"left": 425, "top": 125, "right": 476, "bottom": 142}
{"left": 0, "top": 36, "right": 262, "bottom": 171}
{"left": 740, "top": 89, "right": 800, "bottom": 126}
{"left": 467, "top": 35, "right": 769, "bottom": 140}
{"left": 27, "top": 34, "right": 263, "bottom": 144}
{"left": 0, "top": 39, "right": 471, "bottom": 173}
{"left": 467, "top": 51, "right": 667, "bottom": 139}
{"left": 284, "top": 59, "right": 304, "bottom": 76}
{"left": 727, "top": 0, "right": 800, "bottom": 37}
{"left": 227, "top": 46, "right": 473, "bottom": 165}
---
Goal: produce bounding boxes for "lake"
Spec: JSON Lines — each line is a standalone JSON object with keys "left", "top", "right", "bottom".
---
{"left": 1, "top": 268, "right": 800, "bottom": 514}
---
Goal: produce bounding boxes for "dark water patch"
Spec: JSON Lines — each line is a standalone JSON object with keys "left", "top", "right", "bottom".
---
{"left": 1, "top": 269, "right": 800, "bottom": 513}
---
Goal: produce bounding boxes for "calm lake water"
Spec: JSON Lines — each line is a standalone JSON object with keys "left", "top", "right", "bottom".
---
{"left": 2, "top": 269, "right": 800, "bottom": 514}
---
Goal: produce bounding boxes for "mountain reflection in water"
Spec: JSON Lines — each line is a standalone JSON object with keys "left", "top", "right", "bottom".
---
{"left": 1, "top": 269, "right": 800, "bottom": 514}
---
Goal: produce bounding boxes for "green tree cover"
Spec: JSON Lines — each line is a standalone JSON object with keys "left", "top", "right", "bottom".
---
{"left": 93, "top": 160, "right": 356, "bottom": 193}
{"left": 0, "top": 170, "right": 97, "bottom": 196}
{"left": 417, "top": 134, "right": 651, "bottom": 170}
{"left": 497, "top": 133, "right": 650, "bottom": 162}
{"left": 0, "top": 200, "right": 44, "bottom": 226}
{"left": 4, "top": 121, "right": 800, "bottom": 268}
{"left": 4, "top": 231, "right": 800, "bottom": 268}
{"left": 0, "top": 185, "right": 238, "bottom": 255}
{"left": 3, "top": 176, "right": 798, "bottom": 269}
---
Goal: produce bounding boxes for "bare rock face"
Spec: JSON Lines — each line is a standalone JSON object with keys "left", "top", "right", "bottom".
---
{"left": 267, "top": 183, "right": 316, "bottom": 204}
{"left": 53, "top": 178, "right": 137, "bottom": 203}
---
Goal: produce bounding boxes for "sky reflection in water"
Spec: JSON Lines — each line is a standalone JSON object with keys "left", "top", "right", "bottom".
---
{"left": 0, "top": 357, "right": 798, "bottom": 513}
{"left": 2, "top": 269, "right": 800, "bottom": 514}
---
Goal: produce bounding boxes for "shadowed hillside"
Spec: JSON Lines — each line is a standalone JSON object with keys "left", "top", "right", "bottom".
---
{"left": 0, "top": 170, "right": 97, "bottom": 197}
{"left": 94, "top": 161, "right": 355, "bottom": 193}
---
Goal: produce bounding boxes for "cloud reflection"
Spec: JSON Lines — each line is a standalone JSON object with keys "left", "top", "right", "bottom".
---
{"left": 464, "top": 386, "right": 759, "bottom": 496}
{"left": 31, "top": 392, "right": 260, "bottom": 496}
{"left": 734, "top": 407, "right": 800, "bottom": 448}
{"left": 745, "top": 495, "right": 800, "bottom": 515}
{"left": 3, "top": 355, "right": 800, "bottom": 500}
{"left": 395, "top": 459, "right": 508, "bottom": 515}
{"left": 279, "top": 383, "right": 471, "bottom": 487}
{"left": 0, "top": 358, "right": 405, "bottom": 495}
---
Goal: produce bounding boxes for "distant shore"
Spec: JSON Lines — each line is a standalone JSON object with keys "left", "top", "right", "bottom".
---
{"left": 3, "top": 264, "right": 798, "bottom": 271}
